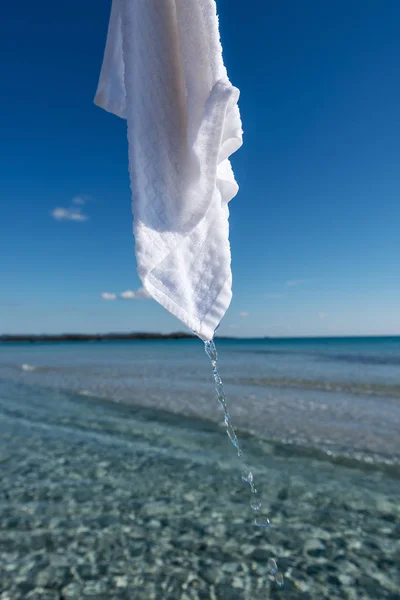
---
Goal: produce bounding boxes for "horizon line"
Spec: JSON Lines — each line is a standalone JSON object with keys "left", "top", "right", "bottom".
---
{"left": 1, "top": 332, "right": 399, "bottom": 342}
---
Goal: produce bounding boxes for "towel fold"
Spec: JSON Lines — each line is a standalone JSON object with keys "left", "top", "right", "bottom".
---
{"left": 95, "top": 0, "right": 242, "bottom": 341}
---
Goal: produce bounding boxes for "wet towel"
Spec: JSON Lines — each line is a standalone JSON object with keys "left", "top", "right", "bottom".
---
{"left": 95, "top": 0, "right": 242, "bottom": 341}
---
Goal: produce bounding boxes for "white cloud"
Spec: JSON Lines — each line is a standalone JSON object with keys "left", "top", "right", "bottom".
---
{"left": 120, "top": 290, "right": 136, "bottom": 300}
{"left": 50, "top": 195, "right": 93, "bottom": 221}
{"left": 101, "top": 292, "right": 117, "bottom": 301}
{"left": 285, "top": 279, "right": 304, "bottom": 288}
{"left": 101, "top": 287, "right": 151, "bottom": 302}
{"left": 239, "top": 311, "right": 249, "bottom": 318}
{"left": 72, "top": 194, "right": 94, "bottom": 206}
{"left": 50, "top": 207, "right": 88, "bottom": 222}
{"left": 120, "top": 287, "right": 150, "bottom": 300}
{"left": 72, "top": 196, "right": 86, "bottom": 205}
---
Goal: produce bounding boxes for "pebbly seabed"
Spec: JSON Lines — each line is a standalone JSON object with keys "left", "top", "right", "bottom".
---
{"left": 0, "top": 376, "right": 399, "bottom": 600}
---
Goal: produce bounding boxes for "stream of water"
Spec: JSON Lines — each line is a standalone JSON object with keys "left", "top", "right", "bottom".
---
{"left": 205, "top": 339, "right": 284, "bottom": 588}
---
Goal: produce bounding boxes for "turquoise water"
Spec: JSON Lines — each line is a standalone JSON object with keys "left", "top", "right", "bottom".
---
{"left": 1, "top": 336, "right": 400, "bottom": 467}
{"left": 0, "top": 337, "right": 399, "bottom": 598}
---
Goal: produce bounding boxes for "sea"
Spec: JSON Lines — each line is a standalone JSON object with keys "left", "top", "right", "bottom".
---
{"left": 0, "top": 337, "right": 399, "bottom": 599}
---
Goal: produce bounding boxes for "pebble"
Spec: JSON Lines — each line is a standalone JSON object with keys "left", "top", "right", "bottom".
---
{"left": 251, "top": 547, "right": 273, "bottom": 562}
{"left": 304, "top": 538, "right": 326, "bottom": 557}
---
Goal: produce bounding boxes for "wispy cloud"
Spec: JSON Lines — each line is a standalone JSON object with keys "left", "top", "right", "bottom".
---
{"left": 120, "top": 287, "right": 150, "bottom": 300}
{"left": 71, "top": 195, "right": 88, "bottom": 206}
{"left": 239, "top": 311, "right": 249, "bottom": 318}
{"left": 50, "top": 195, "right": 92, "bottom": 221}
{"left": 50, "top": 207, "right": 88, "bottom": 222}
{"left": 101, "top": 292, "right": 117, "bottom": 301}
{"left": 100, "top": 288, "right": 150, "bottom": 302}
{"left": 120, "top": 290, "right": 136, "bottom": 300}
{"left": 285, "top": 279, "right": 304, "bottom": 288}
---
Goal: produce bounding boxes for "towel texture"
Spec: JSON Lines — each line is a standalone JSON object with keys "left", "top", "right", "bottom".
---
{"left": 95, "top": 0, "right": 242, "bottom": 341}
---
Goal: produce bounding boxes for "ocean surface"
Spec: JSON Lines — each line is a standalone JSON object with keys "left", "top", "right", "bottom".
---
{"left": 1, "top": 336, "right": 400, "bottom": 467}
{"left": 0, "top": 337, "right": 399, "bottom": 599}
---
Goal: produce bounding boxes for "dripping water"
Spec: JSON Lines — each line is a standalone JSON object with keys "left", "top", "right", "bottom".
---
{"left": 204, "top": 339, "right": 284, "bottom": 588}
{"left": 204, "top": 339, "right": 243, "bottom": 457}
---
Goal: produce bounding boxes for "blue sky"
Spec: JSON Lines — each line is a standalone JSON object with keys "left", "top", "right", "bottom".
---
{"left": 1, "top": 0, "right": 399, "bottom": 337}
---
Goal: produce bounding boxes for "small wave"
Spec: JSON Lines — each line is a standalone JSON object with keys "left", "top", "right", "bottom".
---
{"left": 229, "top": 376, "right": 400, "bottom": 398}
{"left": 230, "top": 348, "right": 400, "bottom": 367}
{"left": 78, "top": 390, "right": 97, "bottom": 398}
{"left": 21, "top": 364, "right": 36, "bottom": 372}
{"left": 269, "top": 438, "right": 400, "bottom": 478}
{"left": 324, "top": 353, "right": 400, "bottom": 366}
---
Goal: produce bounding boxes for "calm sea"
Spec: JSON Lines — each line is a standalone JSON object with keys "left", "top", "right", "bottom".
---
{"left": 1, "top": 336, "right": 400, "bottom": 598}
{"left": 1, "top": 336, "right": 399, "bottom": 469}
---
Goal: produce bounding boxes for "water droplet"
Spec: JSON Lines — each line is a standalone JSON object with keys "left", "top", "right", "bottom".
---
{"left": 275, "top": 572, "right": 284, "bottom": 587}
{"left": 250, "top": 500, "right": 262, "bottom": 511}
{"left": 254, "top": 517, "right": 270, "bottom": 528}
{"left": 241, "top": 467, "right": 253, "bottom": 484}
{"left": 268, "top": 558, "right": 278, "bottom": 575}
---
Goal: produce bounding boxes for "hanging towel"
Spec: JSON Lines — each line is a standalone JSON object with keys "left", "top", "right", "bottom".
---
{"left": 95, "top": 0, "right": 243, "bottom": 341}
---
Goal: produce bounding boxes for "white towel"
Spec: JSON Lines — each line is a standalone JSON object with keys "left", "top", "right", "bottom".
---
{"left": 95, "top": 0, "right": 242, "bottom": 341}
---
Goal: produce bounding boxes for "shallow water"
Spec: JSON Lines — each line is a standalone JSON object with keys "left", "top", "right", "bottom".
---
{"left": 0, "top": 337, "right": 399, "bottom": 598}
{"left": 1, "top": 337, "right": 400, "bottom": 467}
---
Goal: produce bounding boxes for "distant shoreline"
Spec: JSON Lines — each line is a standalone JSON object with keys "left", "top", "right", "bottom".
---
{"left": 0, "top": 333, "right": 398, "bottom": 343}
{"left": 0, "top": 333, "right": 200, "bottom": 343}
